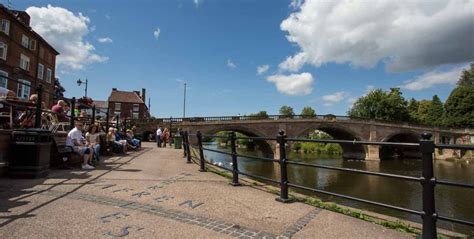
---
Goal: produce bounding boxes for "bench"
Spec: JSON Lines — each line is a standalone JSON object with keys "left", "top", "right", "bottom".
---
{"left": 51, "top": 134, "right": 82, "bottom": 168}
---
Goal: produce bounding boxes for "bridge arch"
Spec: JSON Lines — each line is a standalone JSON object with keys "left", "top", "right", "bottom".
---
{"left": 296, "top": 124, "right": 367, "bottom": 160}
{"left": 200, "top": 125, "right": 275, "bottom": 158}
{"left": 380, "top": 130, "right": 421, "bottom": 160}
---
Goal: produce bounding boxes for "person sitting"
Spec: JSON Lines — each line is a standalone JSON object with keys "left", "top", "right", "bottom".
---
{"left": 126, "top": 129, "right": 141, "bottom": 148}
{"left": 86, "top": 123, "right": 101, "bottom": 165}
{"left": 107, "top": 127, "right": 126, "bottom": 153}
{"left": 115, "top": 128, "right": 136, "bottom": 150}
{"left": 67, "top": 121, "right": 94, "bottom": 170}
{"left": 52, "top": 100, "right": 68, "bottom": 122}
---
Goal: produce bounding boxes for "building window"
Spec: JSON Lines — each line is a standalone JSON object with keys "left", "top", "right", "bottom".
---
{"left": 1, "top": 20, "right": 9, "bottom": 35}
{"left": 29, "top": 40, "right": 36, "bottom": 51}
{"left": 0, "top": 70, "right": 8, "bottom": 88}
{"left": 115, "top": 103, "right": 121, "bottom": 111}
{"left": 133, "top": 104, "right": 139, "bottom": 112}
{"left": 17, "top": 79, "right": 31, "bottom": 100}
{"left": 46, "top": 68, "right": 52, "bottom": 83}
{"left": 21, "top": 35, "right": 29, "bottom": 48}
{"left": 132, "top": 112, "right": 139, "bottom": 119}
{"left": 20, "top": 54, "right": 30, "bottom": 71}
{"left": 37, "top": 63, "right": 44, "bottom": 79}
{"left": 0, "top": 42, "right": 6, "bottom": 60}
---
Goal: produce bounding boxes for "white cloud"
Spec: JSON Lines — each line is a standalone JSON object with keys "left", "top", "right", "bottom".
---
{"left": 26, "top": 5, "right": 108, "bottom": 71}
{"left": 153, "top": 28, "right": 161, "bottom": 39}
{"left": 194, "top": 0, "right": 201, "bottom": 7}
{"left": 289, "top": 0, "right": 304, "bottom": 9}
{"left": 257, "top": 64, "right": 270, "bottom": 75}
{"left": 105, "top": 14, "right": 111, "bottom": 20}
{"left": 322, "top": 91, "right": 349, "bottom": 106}
{"left": 279, "top": 0, "right": 474, "bottom": 73}
{"left": 227, "top": 59, "right": 236, "bottom": 69}
{"left": 266, "top": 72, "right": 314, "bottom": 96}
{"left": 401, "top": 65, "right": 467, "bottom": 91}
{"left": 97, "top": 37, "right": 113, "bottom": 43}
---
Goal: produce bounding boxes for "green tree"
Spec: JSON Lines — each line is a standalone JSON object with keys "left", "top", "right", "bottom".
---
{"left": 413, "top": 100, "right": 432, "bottom": 124}
{"left": 279, "top": 105, "right": 295, "bottom": 118}
{"left": 407, "top": 98, "right": 419, "bottom": 122}
{"left": 426, "top": 95, "right": 445, "bottom": 126}
{"left": 457, "top": 63, "right": 474, "bottom": 87}
{"left": 301, "top": 106, "right": 316, "bottom": 118}
{"left": 445, "top": 86, "right": 474, "bottom": 127}
{"left": 248, "top": 111, "right": 269, "bottom": 119}
{"left": 348, "top": 88, "right": 410, "bottom": 121}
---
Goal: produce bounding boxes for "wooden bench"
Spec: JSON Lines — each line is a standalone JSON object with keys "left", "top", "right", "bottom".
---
{"left": 51, "top": 134, "right": 82, "bottom": 168}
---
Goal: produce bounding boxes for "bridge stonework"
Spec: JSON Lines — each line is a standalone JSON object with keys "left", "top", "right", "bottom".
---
{"left": 132, "top": 118, "right": 472, "bottom": 161}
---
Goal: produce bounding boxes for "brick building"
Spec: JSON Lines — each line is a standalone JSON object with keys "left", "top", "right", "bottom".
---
{"left": 108, "top": 88, "right": 149, "bottom": 119}
{"left": 0, "top": 5, "right": 59, "bottom": 107}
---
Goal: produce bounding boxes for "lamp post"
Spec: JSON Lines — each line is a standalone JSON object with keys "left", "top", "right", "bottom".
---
{"left": 77, "top": 78, "right": 88, "bottom": 97}
{"left": 183, "top": 82, "right": 186, "bottom": 118}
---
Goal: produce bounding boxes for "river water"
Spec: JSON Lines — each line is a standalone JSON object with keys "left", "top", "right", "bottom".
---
{"left": 198, "top": 142, "right": 474, "bottom": 235}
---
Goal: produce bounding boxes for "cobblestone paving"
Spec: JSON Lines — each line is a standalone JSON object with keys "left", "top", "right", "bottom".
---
{"left": 39, "top": 189, "right": 316, "bottom": 239}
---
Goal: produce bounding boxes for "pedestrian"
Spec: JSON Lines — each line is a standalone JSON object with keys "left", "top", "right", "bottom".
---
{"left": 156, "top": 126, "right": 163, "bottom": 147}
{"left": 163, "top": 128, "right": 170, "bottom": 147}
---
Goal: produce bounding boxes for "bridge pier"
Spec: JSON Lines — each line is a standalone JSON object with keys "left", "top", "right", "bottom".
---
{"left": 366, "top": 126, "right": 380, "bottom": 161}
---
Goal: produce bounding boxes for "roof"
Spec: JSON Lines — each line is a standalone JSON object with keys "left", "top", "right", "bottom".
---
{"left": 0, "top": 5, "right": 60, "bottom": 55}
{"left": 92, "top": 100, "right": 108, "bottom": 109}
{"left": 108, "top": 90, "right": 145, "bottom": 104}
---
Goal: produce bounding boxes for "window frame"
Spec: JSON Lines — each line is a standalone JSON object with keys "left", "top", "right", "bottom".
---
{"left": 0, "top": 70, "right": 8, "bottom": 88}
{"left": 1, "top": 19, "right": 10, "bottom": 35}
{"left": 21, "top": 35, "right": 29, "bottom": 48}
{"left": 37, "top": 63, "right": 44, "bottom": 80}
{"left": 29, "top": 40, "right": 36, "bottom": 51}
{"left": 16, "top": 79, "right": 31, "bottom": 100}
{"left": 20, "top": 54, "right": 30, "bottom": 71}
{"left": 46, "top": 68, "right": 52, "bottom": 83}
{"left": 0, "top": 42, "right": 7, "bottom": 60}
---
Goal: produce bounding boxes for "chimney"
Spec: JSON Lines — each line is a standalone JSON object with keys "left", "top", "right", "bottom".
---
{"left": 12, "top": 11, "right": 30, "bottom": 26}
{"left": 141, "top": 88, "right": 146, "bottom": 102}
{"left": 112, "top": 88, "right": 117, "bottom": 91}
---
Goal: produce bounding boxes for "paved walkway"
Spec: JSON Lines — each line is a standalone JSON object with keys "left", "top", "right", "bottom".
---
{"left": 0, "top": 143, "right": 411, "bottom": 238}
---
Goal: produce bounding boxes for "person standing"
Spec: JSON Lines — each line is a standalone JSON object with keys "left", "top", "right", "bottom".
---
{"left": 162, "top": 128, "right": 170, "bottom": 147}
{"left": 156, "top": 126, "right": 163, "bottom": 148}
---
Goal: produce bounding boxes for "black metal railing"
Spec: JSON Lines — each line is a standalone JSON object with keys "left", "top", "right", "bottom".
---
{"left": 180, "top": 130, "right": 474, "bottom": 239}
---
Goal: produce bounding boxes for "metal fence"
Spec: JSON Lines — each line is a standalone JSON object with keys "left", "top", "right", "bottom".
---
{"left": 179, "top": 130, "right": 474, "bottom": 239}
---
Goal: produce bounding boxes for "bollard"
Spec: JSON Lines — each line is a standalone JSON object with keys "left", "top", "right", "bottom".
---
{"left": 182, "top": 131, "right": 188, "bottom": 157}
{"left": 229, "top": 131, "right": 240, "bottom": 186}
{"left": 70, "top": 97, "right": 76, "bottom": 129}
{"left": 420, "top": 132, "right": 437, "bottom": 239}
{"left": 185, "top": 131, "right": 192, "bottom": 164}
{"left": 34, "top": 85, "right": 43, "bottom": 128}
{"left": 276, "top": 130, "right": 292, "bottom": 203}
{"left": 196, "top": 131, "right": 206, "bottom": 172}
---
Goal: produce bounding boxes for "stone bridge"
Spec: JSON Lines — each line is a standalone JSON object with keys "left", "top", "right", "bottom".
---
{"left": 130, "top": 115, "right": 473, "bottom": 161}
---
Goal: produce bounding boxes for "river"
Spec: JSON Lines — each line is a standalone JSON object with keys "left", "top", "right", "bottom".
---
{"left": 197, "top": 142, "right": 474, "bottom": 235}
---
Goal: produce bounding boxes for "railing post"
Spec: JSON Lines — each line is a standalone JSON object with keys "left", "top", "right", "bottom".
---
{"left": 185, "top": 131, "right": 192, "bottom": 164}
{"left": 229, "top": 131, "right": 240, "bottom": 186}
{"left": 276, "top": 130, "right": 292, "bottom": 203}
{"left": 196, "top": 131, "right": 206, "bottom": 172}
{"left": 182, "top": 131, "right": 188, "bottom": 157}
{"left": 70, "top": 97, "right": 76, "bottom": 129}
{"left": 35, "top": 85, "right": 43, "bottom": 128}
{"left": 420, "top": 132, "right": 437, "bottom": 239}
{"left": 91, "top": 105, "right": 96, "bottom": 124}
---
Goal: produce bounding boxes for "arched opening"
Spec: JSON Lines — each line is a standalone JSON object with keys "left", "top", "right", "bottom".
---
{"left": 203, "top": 128, "right": 274, "bottom": 158}
{"left": 296, "top": 126, "right": 366, "bottom": 160}
{"left": 380, "top": 132, "right": 420, "bottom": 160}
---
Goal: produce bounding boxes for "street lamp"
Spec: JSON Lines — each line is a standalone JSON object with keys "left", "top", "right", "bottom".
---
{"left": 77, "top": 78, "right": 88, "bottom": 97}
{"left": 183, "top": 82, "right": 187, "bottom": 118}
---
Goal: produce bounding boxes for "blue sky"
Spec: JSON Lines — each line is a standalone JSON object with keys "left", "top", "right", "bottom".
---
{"left": 11, "top": 0, "right": 474, "bottom": 117}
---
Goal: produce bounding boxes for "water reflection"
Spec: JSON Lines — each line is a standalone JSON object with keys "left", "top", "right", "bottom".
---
{"left": 200, "top": 142, "right": 474, "bottom": 235}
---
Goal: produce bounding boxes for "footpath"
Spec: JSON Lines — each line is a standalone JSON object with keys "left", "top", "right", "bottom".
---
{"left": 0, "top": 142, "right": 411, "bottom": 238}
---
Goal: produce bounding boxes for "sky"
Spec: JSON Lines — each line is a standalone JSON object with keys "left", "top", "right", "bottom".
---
{"left": 9, "top": 0, "right": 474, "bottom": 117}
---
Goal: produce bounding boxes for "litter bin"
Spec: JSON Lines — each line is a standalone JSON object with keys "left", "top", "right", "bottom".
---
{"left": 174, "top": 135, "right": 182, "bottom": 149}
{"left": 9, "top": 129, "right": 52, "bottom": 178}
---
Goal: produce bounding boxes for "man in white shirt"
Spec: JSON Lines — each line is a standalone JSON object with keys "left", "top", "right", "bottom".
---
{"left": 156, "top": 126, "right": 163, "bottom": 148}
{"left": 67, "top": 121, "right": 94, "bottom": 170}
